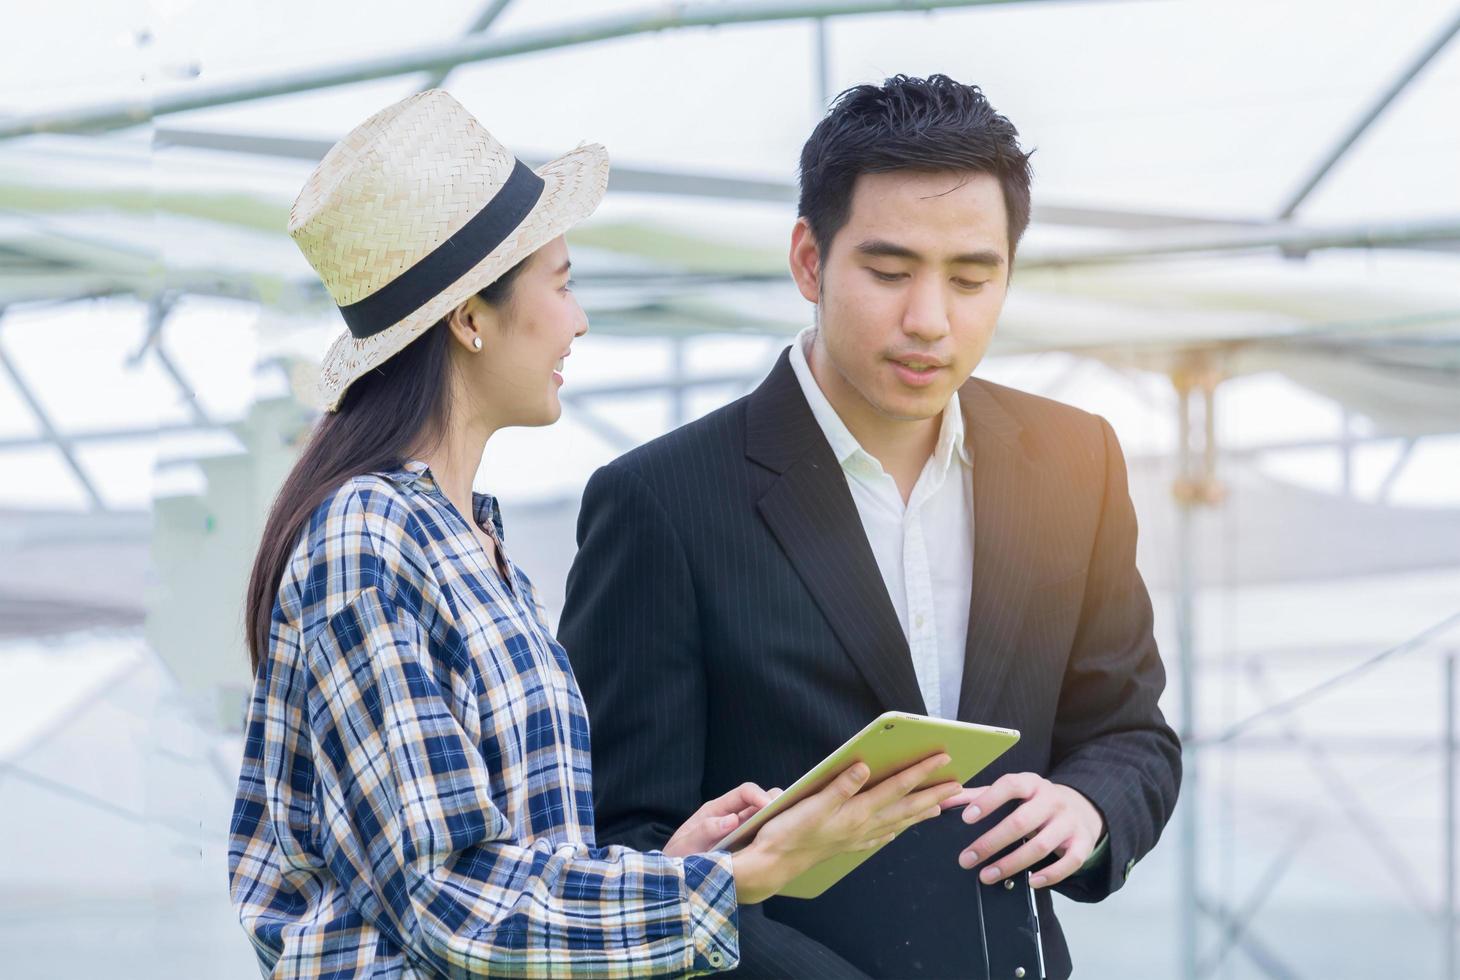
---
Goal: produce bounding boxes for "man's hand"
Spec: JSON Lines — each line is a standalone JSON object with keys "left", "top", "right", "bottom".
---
{"left": 940, "top": 773, "right": 1104, "bottom": 889}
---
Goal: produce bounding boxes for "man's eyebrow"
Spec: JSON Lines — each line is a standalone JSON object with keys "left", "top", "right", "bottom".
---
{"left": 555, "top": 259, "right": 573, "bottom": 276}
{"left": 854, "top": 239, "right": 1004, "bottom": 267}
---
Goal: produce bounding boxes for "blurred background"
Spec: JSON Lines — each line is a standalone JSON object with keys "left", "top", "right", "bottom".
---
{"left": 1, "top": 1, "right": 1458, "bottom": 977}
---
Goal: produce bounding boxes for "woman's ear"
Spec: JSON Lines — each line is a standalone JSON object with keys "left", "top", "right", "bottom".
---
{"left": 448, "top": 295, "right": 492, "bottom": 352}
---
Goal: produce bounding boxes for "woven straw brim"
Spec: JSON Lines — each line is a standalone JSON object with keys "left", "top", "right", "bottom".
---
{"left": 314, "top": 143, "right": 609, "bottom": 412}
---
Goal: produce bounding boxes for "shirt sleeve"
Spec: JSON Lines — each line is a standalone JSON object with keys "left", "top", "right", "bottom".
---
{"left": 1078, "top": 833, "right": 1110, "bottom": 875}
{"left": 303, "top": 520, "right": 739, "bottom": 977}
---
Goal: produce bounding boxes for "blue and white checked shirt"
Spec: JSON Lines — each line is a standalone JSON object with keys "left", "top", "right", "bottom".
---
{"left": 229, "top": 460, "right": 739, "bottom": 978}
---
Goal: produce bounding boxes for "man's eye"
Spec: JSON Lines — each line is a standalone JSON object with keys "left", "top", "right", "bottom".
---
{"left": 955, "top": 279, "right": 988, "bottom": 291}
{"left": 869, "top": 269, "right": 905, "bottom": 282}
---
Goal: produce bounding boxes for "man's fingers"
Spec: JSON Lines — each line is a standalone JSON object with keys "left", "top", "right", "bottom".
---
{"left": 941, "top": 786, "right": 983, "bottom": 811}
{"left": 960, "top": 796, "right": 1055, "bottom": 869}
{"left": 976, "top": 827, "right": 1067, "bottom": 884}
{"left": 1031, "top": 848, "right": 1086, "bottom": 889}
{"left": 959, "top": 773, "right": 1038, "bottom": 825}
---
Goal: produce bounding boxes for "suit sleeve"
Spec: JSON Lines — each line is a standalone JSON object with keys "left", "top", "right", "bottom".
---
{"left": 560, "top": 462, "right": 873, "bottom": 979}
{"left": 1048, "top": 416, "right": 1183, "bottom": 903}
{"left": 561, "top": 461, "right": 708, "bottom": 850}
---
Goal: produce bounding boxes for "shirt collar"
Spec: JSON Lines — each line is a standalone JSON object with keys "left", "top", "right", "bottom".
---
{"left": 392, "top": 458, "right": 504, "bottom": 540}
{"left": 787, "top": 325, "right": 971, "bottom": 475}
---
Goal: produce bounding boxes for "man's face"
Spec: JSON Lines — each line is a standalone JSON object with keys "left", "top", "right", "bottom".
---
{"left": 791, "top": 170, "right": 1011, "bottom": 423}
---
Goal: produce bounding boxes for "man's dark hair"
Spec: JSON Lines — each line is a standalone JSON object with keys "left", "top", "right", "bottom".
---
{"left": 797, "top": 74, "right": 1034, "bottom": 262}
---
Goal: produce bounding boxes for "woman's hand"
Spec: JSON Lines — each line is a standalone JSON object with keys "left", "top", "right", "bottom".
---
{"left": 663, "top": 782, "right": 780, "bottom": 857}
{"left": 730, "top": 753, "right": 962, "bottom": 905}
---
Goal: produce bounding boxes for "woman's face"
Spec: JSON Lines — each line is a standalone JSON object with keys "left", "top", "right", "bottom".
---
{"left": 455, "top": 236, "right": 587, "bottom": 429}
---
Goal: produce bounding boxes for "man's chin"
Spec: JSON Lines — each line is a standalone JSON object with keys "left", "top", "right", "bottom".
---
{"left": 872, "top": 392, "right": 951, "bottom": 423}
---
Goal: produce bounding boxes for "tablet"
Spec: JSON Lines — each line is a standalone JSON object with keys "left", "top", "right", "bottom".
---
{"left": 712, "top": 711, "right": 1019, "bottom": 899}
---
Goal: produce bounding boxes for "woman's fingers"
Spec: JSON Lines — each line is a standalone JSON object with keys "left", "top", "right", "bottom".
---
{"left": 823, "top": 763, "right": 872, "bottom": 804}
{"left": 855, "top": 753, "right": 951, "bottom": 813}
{"left": 853, "top": 790, "right": 956, "bottom": 851}
{"left": 852, "top": 831, "right": 898, "bottom": 853}
{"left": 861, "top": 781, "right": 961, "bottom": 841}
{"left": 788, "top": 763, "right": 872, "bottom": 825}
{"left": 666, "top": 807, "right": 743, "bottom": 856}
{"left": 870, "top": 780, "right": 960, "bottom": 831}
{"left": 874, "top": 780, "right": 963, "bottom": 831}
{"left": 712, "top": 781, "right": 770, "bottom": 815}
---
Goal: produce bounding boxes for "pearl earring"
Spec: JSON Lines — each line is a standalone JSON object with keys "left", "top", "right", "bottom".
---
{"left": 472, "top": 337, "right": 483, "bottom": 351}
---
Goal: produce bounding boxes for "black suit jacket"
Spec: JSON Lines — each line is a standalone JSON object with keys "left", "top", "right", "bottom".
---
{"left": 560, "top": 351, "right": 1181, "bottom": 979}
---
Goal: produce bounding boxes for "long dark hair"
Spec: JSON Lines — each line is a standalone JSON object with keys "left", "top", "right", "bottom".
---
{"left": 244, "top": 263, "right": 524, "bottom": 673}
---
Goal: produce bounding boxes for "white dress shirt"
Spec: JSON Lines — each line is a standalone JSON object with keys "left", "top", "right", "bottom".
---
{"left": 788, "top": 326, "right": 974, "bottom": 719}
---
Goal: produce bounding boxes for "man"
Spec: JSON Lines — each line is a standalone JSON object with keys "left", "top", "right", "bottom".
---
{"left": 560, "top": 74, "right": 1181, "bottom": 979}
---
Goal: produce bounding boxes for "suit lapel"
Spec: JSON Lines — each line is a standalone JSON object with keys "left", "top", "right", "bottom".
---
{"left": 957, "top": 380, "right": 1038, "bottom": 726}
{"left": 746, "top": 352, "right": 926, "bottom": 715}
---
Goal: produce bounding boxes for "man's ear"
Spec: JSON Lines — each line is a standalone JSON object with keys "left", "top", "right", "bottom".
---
{"left": 789, "top": 218, "right": 824, "bottom": 305}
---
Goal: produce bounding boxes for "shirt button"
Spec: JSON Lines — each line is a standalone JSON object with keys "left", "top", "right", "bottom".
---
{"left": 707, "top": 949, "right": 725, "bottom": 968}
{"left": 915, "top": 613, "right": 925, "bottom": 629}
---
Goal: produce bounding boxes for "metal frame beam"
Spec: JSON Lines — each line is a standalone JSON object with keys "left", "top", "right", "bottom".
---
{"left": 141, "top": 295, "right": 214, "bottom": 428}
{"left": 1172, "top": 357, "right": 1219, "bottom": 980}
{"left": 1197, "top": 826, "right": 1311, "bottom": 979}
{"left": 1244, "top": 661, "right": 1438, "bottom": 920}
{"left": 1020, "top": 216, "right": 1460, "bottom": 268}
{"left": 417, "top": 0, "right": 517, "bottom": 92}
{"left": 1277, "top": 8, "right": 1460, "bottom": 219}
{"left": 558, "top": 395, "right": 640, "bottom": 451}
{"left": 814, "top": 17, "right": 832, "bottom": 116}
{"left": 148, "top": 125, "right": 1302, "bottom": 233}
{"left": 1376, "top": 437, "right": 1419, "bottom": 503}
{"left": 0, "top": 308, "right": 107, "bottom": 511}
{"left": 1195, "top": 896, "right": 1302, "bottom": 980}
{"left": 1194, "top": 608, "right": 1460, "bottom": 751}
{"left": 154, "top": 126, "right": 803, "bottom": 203}
{"left": 0, "top": 0, "right": 1061, "bottom": 141}
{"left": 1446, "top": 652, "right": 1458, "bottom": 979}
{"left": 0, "top": 421, "right": 221, "bottom": 451}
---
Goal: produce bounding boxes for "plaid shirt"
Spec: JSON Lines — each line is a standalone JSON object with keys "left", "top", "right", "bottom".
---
{"left": 229, "top": 460, "right": 739, "bottom": 978}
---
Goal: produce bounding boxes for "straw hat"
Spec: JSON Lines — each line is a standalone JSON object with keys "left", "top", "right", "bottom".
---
{"left": 289, "top": 89, "right": 609, "bottom": 411}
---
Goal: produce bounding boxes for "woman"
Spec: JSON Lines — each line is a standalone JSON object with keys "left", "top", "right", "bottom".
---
{"left": 228, "top": 90, "right": 959, "bottom": 978}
